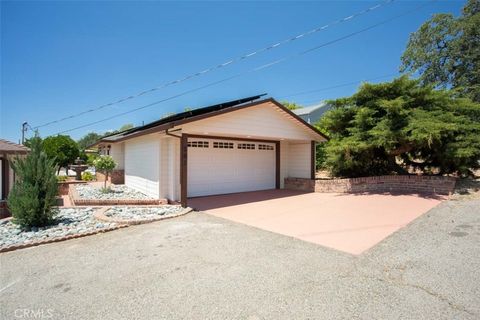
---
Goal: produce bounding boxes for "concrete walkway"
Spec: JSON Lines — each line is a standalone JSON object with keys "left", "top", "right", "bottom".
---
{"left": 189, "top": 189, "right": 444, "bottom": 254}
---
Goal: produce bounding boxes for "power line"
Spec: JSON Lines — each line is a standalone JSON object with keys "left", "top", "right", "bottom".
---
{"left": 53, "top": 0, "right": 434, "bottom": 135}
{"left": 33, "top": 0, "right": 395, "bottom": 130}
{"left": 277, "top": 73, "right": 399, "bottom": 100}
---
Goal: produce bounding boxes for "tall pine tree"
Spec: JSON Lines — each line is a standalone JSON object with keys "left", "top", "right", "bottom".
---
{"left": 319, "top": 76, "right": 480, "bottom": 177}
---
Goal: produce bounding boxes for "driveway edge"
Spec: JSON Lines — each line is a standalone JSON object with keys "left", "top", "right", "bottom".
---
{"left": 0, "top": 207, "right": 192, "bottom": 254}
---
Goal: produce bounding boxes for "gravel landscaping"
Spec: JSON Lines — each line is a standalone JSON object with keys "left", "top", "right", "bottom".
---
{"left": 0, "top": 207, "right": 117, "bottom": 249}
{"left": 75, "top": 184, "right": 154, "bottom": 200}
{"left": 104, "top": 206, "right": 183, "bottom": 221}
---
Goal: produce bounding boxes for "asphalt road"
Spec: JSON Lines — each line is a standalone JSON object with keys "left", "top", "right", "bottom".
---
{"left": 1, "top": 198, "right": 479, "bottom": 319}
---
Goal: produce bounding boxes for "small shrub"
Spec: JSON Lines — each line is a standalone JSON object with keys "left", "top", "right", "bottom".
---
{"left": 100, "top": 187, "right": 113, "bottom": 194}
{"left": 81, "top": 171, "right": 94, "bottom": 181}
{"left": 8, "top": 136, "right": 58, "bottom": 230}
{"left": 93, "top": 155, "right": 116, "bottom": 189}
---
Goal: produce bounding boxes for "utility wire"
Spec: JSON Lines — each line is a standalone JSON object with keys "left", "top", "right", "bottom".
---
{"left": 277, "top": 73, "right": 398, "bottom": 99}
{"left": 33, "top": 0, "right": 395, "bottom": 130}
{"left": 56, "top": 75, "right": 243, "bottom": 134}
{"left": 26, "top": 123, "right": 35, "bottom": 131}
{"left": 54, "top": 0, "right": 433, "bottom": 135}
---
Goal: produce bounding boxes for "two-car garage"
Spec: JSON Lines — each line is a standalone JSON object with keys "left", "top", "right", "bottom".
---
{"left": 95, "top": 97, "right": 328, "bottom": 206}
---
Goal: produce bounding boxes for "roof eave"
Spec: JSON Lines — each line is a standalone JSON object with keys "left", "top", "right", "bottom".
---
{"left": 89, "top": 97, "right": 329, "bottom": 145}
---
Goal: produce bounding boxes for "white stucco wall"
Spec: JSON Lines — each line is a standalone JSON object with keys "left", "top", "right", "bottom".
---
{"left": 158, "top": 137, "right": 180, "bottom": 201}
{"left": 109, "top": 143, "right": 124, "bottom": 170}
{"left": 124, "top": 135, "right": 160, "bottom": 198}
{"left": 287, "top": 142, "right": 311, "bottom": 178}
{"left": 280, "top": 141, "right": 289, "bottom": 188}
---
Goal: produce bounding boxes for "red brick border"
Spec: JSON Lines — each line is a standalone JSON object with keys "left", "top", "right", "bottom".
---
{"left": 285, "top": 175, "right": 457, "bottom": 195}
{"left": 69, "top": 184, "right": 168, "bottom": 206}
{"left": 94, "top": 206, "right": 192, "bottom": 225}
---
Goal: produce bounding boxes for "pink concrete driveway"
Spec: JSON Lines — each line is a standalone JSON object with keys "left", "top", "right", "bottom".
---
{"left": 188, "top": 190, "right": 444, "bottom": 255}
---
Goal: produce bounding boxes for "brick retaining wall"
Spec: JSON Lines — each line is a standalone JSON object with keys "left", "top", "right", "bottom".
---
{"left": 283, "top": 178, "right": 315, "bottom": 192}
{"left": 58, "top": 180, "right": 87, "bottom": 195}
{"left": 96, "top": 169, "right": 124, "bottom": 185}
{"left": 285, "top": 175, "right": 456, "bottom": 195}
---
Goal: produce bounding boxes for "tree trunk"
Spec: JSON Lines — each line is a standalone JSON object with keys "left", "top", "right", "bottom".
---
{"left": 388, "top": 144, "right": 413, "bottom": 156}
{"left": 104, "top": 172, "right": 108, "bottom": 189}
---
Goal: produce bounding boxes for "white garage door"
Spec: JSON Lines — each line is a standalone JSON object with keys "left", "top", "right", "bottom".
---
{"left": 187, "top": 139, "right": 276, "bottom": 197}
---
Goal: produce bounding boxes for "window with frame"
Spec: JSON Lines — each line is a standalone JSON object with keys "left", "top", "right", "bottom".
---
{"left": 258, "top": 144, "right": 274, "bottom": 150}
{"left": 238, "top": 143, "right": 255, "bottom": 150}
{"left": 213, "top": 141, "right": 234, "bottom": 149}
{"left": 187, "top": 141, "right": 209, "bottom": 148}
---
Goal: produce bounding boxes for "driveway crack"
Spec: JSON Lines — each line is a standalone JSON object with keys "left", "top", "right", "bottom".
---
{"left": 357, "top": 272, "right": 476, "bottom": 317}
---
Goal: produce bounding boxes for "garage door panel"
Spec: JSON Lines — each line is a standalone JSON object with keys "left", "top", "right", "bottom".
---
{"left": 187, "top": 139, "right": 275, "bottom": 197}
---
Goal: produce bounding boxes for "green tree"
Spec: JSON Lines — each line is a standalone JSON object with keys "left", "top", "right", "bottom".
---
{"left": 281, "top": 101, "right": 303, "bottom": 110}
{"left": 104, "top": 123, "right": 135, "bottom": 136}
{"left": 86, "top": 153, "right": 99, "bottom": 166}
{"left": 23, "top": 132, "right": 43, "bottom": 148}
{"left": 118, "top": 123, "right": 134, "bottom": 132}
{"left": 401, "top": 0, "right": 480, "bottom": 102}
{"left": 319, "top": 76, "right": 480, "bottom": 177}
{"left": 93, "top": 155, "right": 116, "bottom": 189}
{"left": 315, "top": 143, "right": 328, "bottom": 170}
{"left": 24, "top": 135, "right": 42, "bottom": 149}
{"left": 8, "top": 136, "right": 58, "bottom": 230}
{"left": 77, "top": 132, "right": 102, "bottom": 150}
{"left": 314, "top": 119, "right": 330, "bottom": 170}
{"left": 43, "top": 135, "right": 80, "bottom": 174}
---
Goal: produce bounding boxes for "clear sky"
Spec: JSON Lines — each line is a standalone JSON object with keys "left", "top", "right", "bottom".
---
{"left": 1, "top": 0, "right": 464, "bottom": 143}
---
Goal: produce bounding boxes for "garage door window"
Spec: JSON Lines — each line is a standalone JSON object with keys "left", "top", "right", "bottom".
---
{"left": 213, "top": 142, "right": 234, "bottom": 149}
{"left": 238, "top": 143, "right": 255, "bottom": 150}
{"left": 258, "top": 144, "right": 274, "bottom": 150}
{"left": 188, "top": 141, "right": 209, "bottom": 148}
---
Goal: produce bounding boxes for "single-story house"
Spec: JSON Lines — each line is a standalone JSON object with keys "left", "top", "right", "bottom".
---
{"left": 292, "top": 102, "right": 332, "bottom": 124}
{"left": 0, "top": 139, "right": 29, "bottom": 217}
{"left": 92, "top": 95, "right": 328, "bottom": 206}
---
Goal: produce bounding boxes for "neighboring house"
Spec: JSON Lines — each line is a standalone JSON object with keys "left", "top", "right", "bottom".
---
{"left": 292, "top": 102, "right": 332, "bottom": 125}
{"left": 0, "top": 139, "right": 29, "bottom": 217}
{"left": 92, "top": 95, "right": 328, "bottom": 207}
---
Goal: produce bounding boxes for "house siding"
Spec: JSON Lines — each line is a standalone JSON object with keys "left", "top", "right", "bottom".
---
{"left": 124, "top": 134, "right": 160, "bottom": 198}
{"left": 181, "top": 102, "right": 323, "bottom": 141}
{"left": 280, "top": 141, "right": 289, "bottom": 188}
{"left": 287, "top": 142, "right": 311, "bottom": 178}
{"left": 110, "top": 143, "right": 124, "bottom": 169}
{"left": 158, "top": 137, "right": 180, "bottom": 201}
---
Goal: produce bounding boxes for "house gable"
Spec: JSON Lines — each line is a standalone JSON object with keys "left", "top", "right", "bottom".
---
{"left": 179, "top": 100, "right": 326, "bottom": 141}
